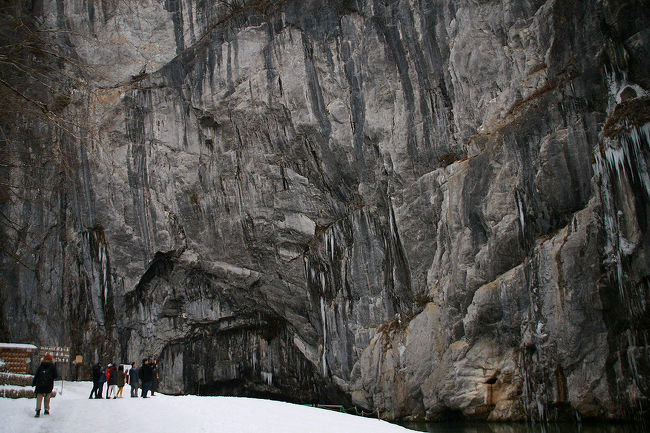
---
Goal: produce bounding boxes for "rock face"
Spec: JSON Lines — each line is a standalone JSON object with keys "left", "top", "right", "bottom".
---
{"left": 1, "top": 0, "right": 649, "bottom": 422}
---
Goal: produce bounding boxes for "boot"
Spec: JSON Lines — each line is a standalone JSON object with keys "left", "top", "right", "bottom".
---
{"left": 34, "top": 410, "right": 40, "bottom": 418}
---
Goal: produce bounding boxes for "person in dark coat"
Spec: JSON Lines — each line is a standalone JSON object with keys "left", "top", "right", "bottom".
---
{"left": 129, "top": 362, "right": 139, "bottom": 397}
{"left": 150, "top": 358, "right": 159, "bottom": 396}
{"left": 32, "top": 353, "right": 59, "bottom": 417}
{"left": 140, "top": 358, "right": 153, "bottom": 398}
{"left": 97, "top": 364, "right": 107, "bottom": 398}
{"left": 89, "top": 362, "right": 102, "bottom": 399}
{"left": 116, "top": 365, "right": 126, "bottom": 398}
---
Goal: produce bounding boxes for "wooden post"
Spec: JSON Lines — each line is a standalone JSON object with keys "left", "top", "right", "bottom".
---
{"left": 60, "top": 362, "right": 65, "bottom": 394}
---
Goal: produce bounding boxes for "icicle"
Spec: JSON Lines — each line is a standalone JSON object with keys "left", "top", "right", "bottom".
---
{"left": 627, "top": 124, "right": 650, "bottom": 197}
{"left": 261, "top": 371, "right": 273, "bottom": 386}
{"left": 102, "top": 243, "right": 108, "bottom": 306}
{"left": 515, "top": 189, "right": 526, "bottom": 236}
{"left": 595, "top": 141, "right": 626, "bottom": 300}
{"left": 597, "top": 122, "right": 650, "bottom": 302}
{"left": 320, "top": 295, "right": 328, "bottom": 377}
{"left": 604, "top": 146, "right": 628, "bottom": 182}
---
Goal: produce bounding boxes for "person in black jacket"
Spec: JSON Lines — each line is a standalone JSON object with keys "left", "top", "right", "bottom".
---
{"left": 140, "top": 358, "right": 153, "bottom": 398}
{"left": 150, "top": 358, "right": 159, "bottom": 396}
{"left": 89, "top": 362, "right": 102, "bottom": 399}
{"left": 32, "top": 353, "right": 59, "bottom": 417}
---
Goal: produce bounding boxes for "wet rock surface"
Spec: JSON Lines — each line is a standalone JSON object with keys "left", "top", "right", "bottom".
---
{"left": 1, "top": 0, "right": 649, "bottom": 421}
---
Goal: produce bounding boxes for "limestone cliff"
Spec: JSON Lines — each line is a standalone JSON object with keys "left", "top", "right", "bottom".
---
{"left": 1, "top": 0, "right": 649, "bottom": 422}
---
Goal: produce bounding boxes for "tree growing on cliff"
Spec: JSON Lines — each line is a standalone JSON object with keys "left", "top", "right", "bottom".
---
{"left": 0, "top": 1, "right": 89, "bottom": 271}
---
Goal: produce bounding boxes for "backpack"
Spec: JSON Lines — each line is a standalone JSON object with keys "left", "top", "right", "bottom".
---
{"left": 36, "top": 368, "right": 50, "bottom": 389}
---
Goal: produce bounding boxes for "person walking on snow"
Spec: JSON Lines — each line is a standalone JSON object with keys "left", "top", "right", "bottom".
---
{"left": 106, "top": 364, "right": 118, "bottom": 398}
{"left": 116, "top": 365, "right": 126, "bottom": 397}
{"left": 89, "top": 362, "right": 102, "bottom": 399}
{"left": 140, "top": 358, "right": 153, "bottom": 398}
{"left": 97, "top": 364, "right": 107, "bottom": 398}
{"left": 129, "top": 362, "right": 139, "bottom": 397}
{"left": 151, "top": 358, "right": 159, "bottom": 396}
{"left": 32, "top": 353, "right": 58, "bottom": 417}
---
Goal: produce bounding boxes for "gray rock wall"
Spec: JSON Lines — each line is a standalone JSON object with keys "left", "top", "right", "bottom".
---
{"left": 1, "top": 0, "right": 649, "bottom": 421}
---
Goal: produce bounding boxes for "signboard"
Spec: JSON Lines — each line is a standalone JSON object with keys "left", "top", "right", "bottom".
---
{"left": 38, "top": 345, "right": 71, "bottom": 394}
{"left": 39, "top": 346, "right": 70, "bottom": 363}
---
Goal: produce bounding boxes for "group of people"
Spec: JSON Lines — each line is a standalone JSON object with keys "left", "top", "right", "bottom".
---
{"left": 89, "top": 358, "right": 160, "bottom": 400}
{"left": 30, "top": 354, "right": 161, "bottom": 418}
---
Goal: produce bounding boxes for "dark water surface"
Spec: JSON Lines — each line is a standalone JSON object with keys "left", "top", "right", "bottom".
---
{"left": 397, "top": 422, "right": 647, "bottom": 433}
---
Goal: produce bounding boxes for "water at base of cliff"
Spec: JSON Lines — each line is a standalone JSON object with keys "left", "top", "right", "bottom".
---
{"left": 396, "top": 422, "right": 647, "bottom": 433}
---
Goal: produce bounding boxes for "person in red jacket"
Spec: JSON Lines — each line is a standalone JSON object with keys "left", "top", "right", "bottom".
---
{"left": 32, "top": 354, "right": 59, "bottom": 417}
{"left": 106, "top": 364, "right": 118, "bottom": 398}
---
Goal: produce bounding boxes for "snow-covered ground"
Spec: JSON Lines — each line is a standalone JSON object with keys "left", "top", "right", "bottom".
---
{"left": 0, "top": 381, "right": 416, "bottom": 433}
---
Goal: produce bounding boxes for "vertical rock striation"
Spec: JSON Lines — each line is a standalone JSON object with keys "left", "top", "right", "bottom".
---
{"left": 1, "top": 0, "right": 649, "bottom": 421}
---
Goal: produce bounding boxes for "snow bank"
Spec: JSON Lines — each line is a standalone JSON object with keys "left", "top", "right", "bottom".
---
{"left": 0, "top": 343, "right": 38, "bottom": 350}
{"left": 0, "top": 381, "right": 415, "bottom": 433}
